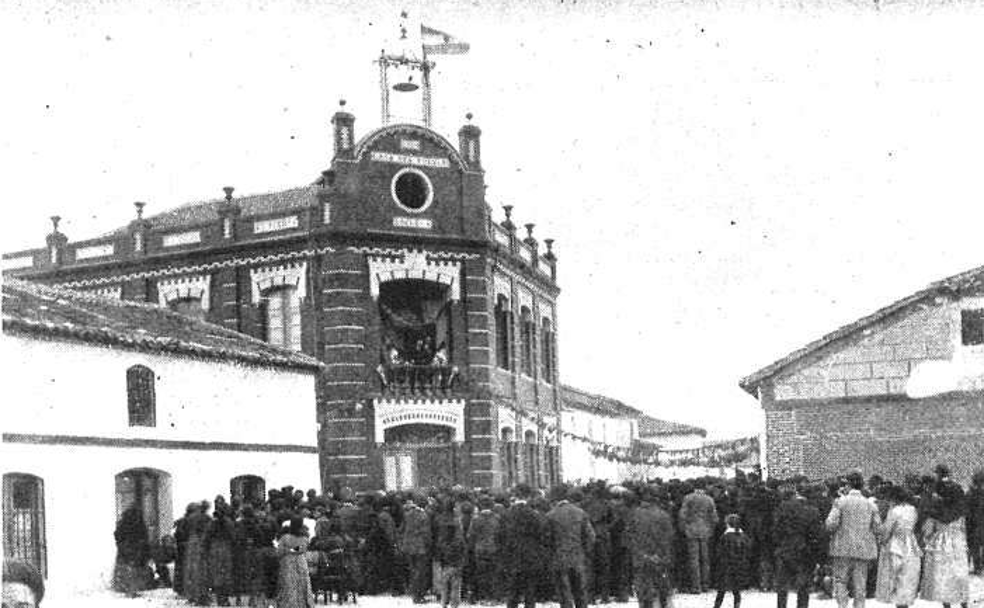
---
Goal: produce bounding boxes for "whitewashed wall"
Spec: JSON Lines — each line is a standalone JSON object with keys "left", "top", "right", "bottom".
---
{"left": 0, "top": 442, "right": 319, "bottom": 597}
{"left": 2, "top": 335, "right": 318, "bottom": 446}
{"left": 560, "top": 407, "right": 635, "bottom": 483}
{"left": 0, "top": 334, "right": 320, "bottom": 596}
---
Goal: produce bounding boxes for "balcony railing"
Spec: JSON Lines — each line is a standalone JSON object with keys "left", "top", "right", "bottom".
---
{"left": 375, "top": 363, "right": 461, "bottom": 395}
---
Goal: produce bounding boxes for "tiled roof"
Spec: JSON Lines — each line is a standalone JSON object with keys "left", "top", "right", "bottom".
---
{"left": 637, "top": 414, "right": 707, "bottom": 437}
{"left": 560, "top": 384, "right": 707, "bottom": 436}
{"left": 739, "top": 264, "right": 984, "bottom": 395}
{"left": 561, "top": 384, "right": 642, "bottom": 418}
{"left": 2, "top": 278, "right": 323, "bottom": 372}
{"left": 105, "top": 185, "right": 317, "bottom": 236}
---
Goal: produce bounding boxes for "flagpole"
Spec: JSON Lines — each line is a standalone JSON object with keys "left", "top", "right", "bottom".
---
{"left": 379, "top": 51, "right": 391, "bottom": 125}
{"left": 421, "top": 52, "right": 433, "bottom": 128}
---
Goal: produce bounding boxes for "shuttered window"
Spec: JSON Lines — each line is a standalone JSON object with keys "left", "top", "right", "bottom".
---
{"left": 264, "top": 286, "right": 302, "bottom": 351}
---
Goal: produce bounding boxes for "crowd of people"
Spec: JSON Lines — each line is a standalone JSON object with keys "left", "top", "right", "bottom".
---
{"left": 376, "top": 336, "right": 458, "bottom": 392}
{"left": 107, "top": 466, "right": 984, "bottom": 608}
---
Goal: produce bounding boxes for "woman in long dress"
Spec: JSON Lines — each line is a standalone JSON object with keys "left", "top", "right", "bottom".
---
{"left": 207, "top": 506, "right": 236, "bottom": 606}
{"left": 919, "top": 480, "right": 970, "bottom": 608}
{"left": 113, "top": 505, "right": 150, "bottom": 597}
{"left": 875, "top": 485, "right": 921, "bottom": 608}
{"left": 184, "top": 501, "right": 213, "bottom": 606}
{"left": 276, "top": 516, "right": 315, "bottom": 608}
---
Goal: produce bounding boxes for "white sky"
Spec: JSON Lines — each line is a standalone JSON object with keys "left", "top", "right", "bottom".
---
{"left": 2, "top": 0, "right": 983, "bottom": 439}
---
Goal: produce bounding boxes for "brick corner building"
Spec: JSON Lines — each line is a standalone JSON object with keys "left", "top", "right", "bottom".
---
{"left": 740, "top": 265, "right": 984, "bottom": 485}
{"left": 3, "top": 106, "right": 563, "bottom": 492}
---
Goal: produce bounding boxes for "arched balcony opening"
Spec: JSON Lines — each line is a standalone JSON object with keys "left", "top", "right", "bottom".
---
{"left": 376, "top": 279, "right": 459, "bottom": 394}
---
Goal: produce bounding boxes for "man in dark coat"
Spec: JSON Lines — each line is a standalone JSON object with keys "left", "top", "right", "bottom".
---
{"left": 497, "top": 487, "right": 552, "bottom": 608}
{"left": 399, "top": 498, "right": 433, "bottom": 603}
{"left": 678, "top": 481, "right": 719, "bottom": 593}
{"left": 467, "top": 496, "right": 501, "bottom": 603}
{"left": 205, "top": 506, "right": 236, "bottom": 607}
{"left": 457, "top": 498, "right": 476, "bottom": 603}
{"left": 773, "top": 485, "right": 823, "bottom": 608}
{"left": 113, "top": 505, "right": 151, "bottom": 597}
{"left": 173, "top": 503, "right": 196, "bottom": 596}
{"left": 433, "top": 498, "right": 466, "bottom": 608}
{"left": 610, "top": 492, "right": 635, "bottom": 602}
{"left": 546, "top": 488, "right": 596, "bottom": 608}
{"left": 626, "top": 488, "right": 675, "bottom": 608}
{"left": 583, "top": 486, "right": 614, "bottom": 604}
{"left": 967, "top": 469, "right": 984, "bottom": 575}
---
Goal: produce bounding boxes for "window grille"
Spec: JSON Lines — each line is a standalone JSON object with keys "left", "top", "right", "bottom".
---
{"left": 126, "top": 365, "right": 156, "bottom": 427}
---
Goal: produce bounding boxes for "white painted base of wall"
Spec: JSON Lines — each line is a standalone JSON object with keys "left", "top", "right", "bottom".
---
{"left": 1, "top": 442, "right": 319, "bottom": 595}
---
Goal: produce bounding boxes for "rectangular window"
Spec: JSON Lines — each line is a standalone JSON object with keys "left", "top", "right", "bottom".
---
{"left": 520, "top": 307, "right": 534, "bottom": 377}
{"left": 495, "top": 297, "right": 511, "bottom": 370}
{"left": 962, "top": 309, "right": 984, "bottom": 346}
{"left": 264, "top": 286, "right": 302, "bottom": 351}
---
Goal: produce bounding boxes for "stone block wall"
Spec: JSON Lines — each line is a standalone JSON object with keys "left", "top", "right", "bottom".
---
{"left": 765, "top": 392, "right": 984, "bottom": 484}
{"left": 773, "top": 303, "right": 955, "bottom": 401}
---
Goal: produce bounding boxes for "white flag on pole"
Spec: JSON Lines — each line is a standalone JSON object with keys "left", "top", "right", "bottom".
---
{"left": 421, "top": 24, "right": 470, "bottom": 55}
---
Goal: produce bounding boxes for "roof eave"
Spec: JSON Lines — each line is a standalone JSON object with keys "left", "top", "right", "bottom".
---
{"left": 2, "top": 318, "right": 324, "bottom": 373}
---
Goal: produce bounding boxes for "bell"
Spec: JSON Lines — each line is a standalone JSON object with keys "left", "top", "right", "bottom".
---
{"left": 393, "top": 73, "right": 419, "bottom": 93}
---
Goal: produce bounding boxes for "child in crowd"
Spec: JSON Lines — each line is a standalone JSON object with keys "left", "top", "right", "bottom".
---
{"left": 714, "top": 514, "right": 751, "bottom": 608}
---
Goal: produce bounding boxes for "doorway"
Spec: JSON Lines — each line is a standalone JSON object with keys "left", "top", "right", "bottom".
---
{"left": 115, "top": 468, "right": 171, "bottom": 545}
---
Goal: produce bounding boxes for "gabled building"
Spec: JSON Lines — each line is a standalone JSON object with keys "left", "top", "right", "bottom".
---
{"left": 1, "top": 278, "right": 322, "bottom": 594}
{"left": 635, "top": 415, "right": 707, "bottom": 450}
{"left": 2, "top": 106, "right": 562, "bottom": 492}
{"left": 740, "top": 265, "right": 984, "bottom": 484}
{"left": 558, "top": 385, "right": 707, "bottom": 482}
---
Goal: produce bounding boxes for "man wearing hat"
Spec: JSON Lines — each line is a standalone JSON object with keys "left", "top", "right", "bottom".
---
{"left": 825, "top": 471, "right": 881, "bottom": 608}
{"left": 399, "top": 495, "right": 433, "bottom": 603}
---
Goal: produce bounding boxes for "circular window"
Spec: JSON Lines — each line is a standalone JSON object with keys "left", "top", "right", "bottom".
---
{"left": 390, "top": 168, "right": 433, "bottom": 213}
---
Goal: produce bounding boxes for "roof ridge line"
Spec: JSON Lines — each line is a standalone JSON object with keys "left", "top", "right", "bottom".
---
{"left": 739, "top": 262, "right": 984, "bottom": 393}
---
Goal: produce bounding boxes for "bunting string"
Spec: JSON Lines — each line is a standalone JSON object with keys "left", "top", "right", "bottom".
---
{"left": 495, "top": 398, "right": 758, "bottom": 468}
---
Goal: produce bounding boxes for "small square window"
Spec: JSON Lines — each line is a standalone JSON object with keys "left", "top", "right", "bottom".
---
{"left": 961, "top": 309, "right": 984, "bottom": 346}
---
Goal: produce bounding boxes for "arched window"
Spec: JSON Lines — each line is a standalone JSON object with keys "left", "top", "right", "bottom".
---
{"left": 519, "top": 306, "right": 533, "bottom": 376}
{"left": 168, "top": 297, "right": 206, "bottom": 321}
{"left": 126, "top": 365, "right": 156, "bottom": 427}
{"left": 230, "top": 475, "right": 266, "bottom": 506}
{"left": 263, "top": 286, "right": 301, "bottom": 351}
{"left": 494, "top": 294, "right": 511, "bottom": 370}
{"left": 540, "top": 317, "right": 555, "bottom": 383}
{"left": 3, "top": 473, "right": 46, "bottom": 576}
